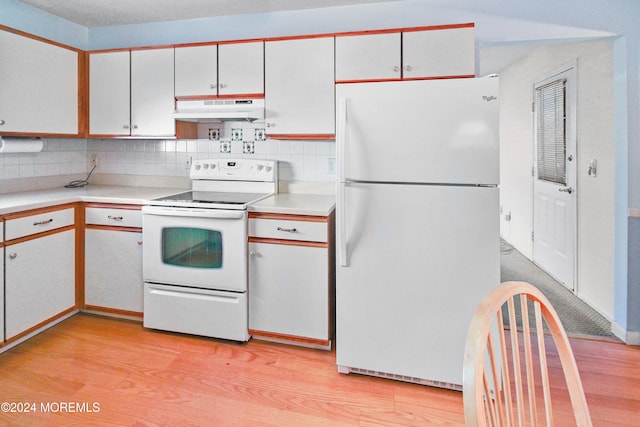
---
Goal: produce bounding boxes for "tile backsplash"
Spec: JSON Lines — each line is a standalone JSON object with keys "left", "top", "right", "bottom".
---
{"left": 0, "top": 126, "right": 336, "bottom": 185}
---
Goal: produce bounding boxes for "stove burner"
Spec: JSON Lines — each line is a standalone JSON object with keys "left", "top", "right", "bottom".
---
{"left": 152, "top": 191, "right": 268, "bottom": 206}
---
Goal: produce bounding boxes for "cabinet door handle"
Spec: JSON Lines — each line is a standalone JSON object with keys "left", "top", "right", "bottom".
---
{"left": 108, "top": 215, "right": 124, "bottom": 221}
{"left": 33, "top": 218, "right": 53, "bottom": 226}
{"left": 0, "top": 119, "right": 5, "bottom": 125}
{"left": 219, "top": 83, "right": 227, "bottom": 88}
{"left": 277, "top": 226, "right": 298, "bottom": 233}
{"left": 405, "top": 65, "right": 413, "bottom": 72}
{"left": 9, "top": 253, "right": 17, "bottom": 259}
{"left": 393, "top": 66, "right": 400, "bottom": 72}
{"left": 210, "top": 83, "right": 216, "bottom": 89}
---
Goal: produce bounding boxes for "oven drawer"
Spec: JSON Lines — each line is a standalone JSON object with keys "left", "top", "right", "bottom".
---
{"left": 143, "top": 283, "right": 249, "bottom": 342}
{"left": 249, "top": 217, "right": 327, "bottom": 243}
{"left": 86, "top": 207, "right": 142, "bottom": 228}
{"left": 5, "top": 207, "right": 74, "bottom": 241}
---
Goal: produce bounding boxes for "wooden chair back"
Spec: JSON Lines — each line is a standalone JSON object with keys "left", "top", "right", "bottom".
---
{"left": 463, "top": 281, "right": 592, "bottom": 426}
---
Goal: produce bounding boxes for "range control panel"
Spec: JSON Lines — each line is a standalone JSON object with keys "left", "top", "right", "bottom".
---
{"left": 190, "top": 158, "right": 277, "bottom": 182}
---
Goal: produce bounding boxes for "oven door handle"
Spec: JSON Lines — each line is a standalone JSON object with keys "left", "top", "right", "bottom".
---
{"left": 142, "top": 206, "right": 244, "bottom": 220}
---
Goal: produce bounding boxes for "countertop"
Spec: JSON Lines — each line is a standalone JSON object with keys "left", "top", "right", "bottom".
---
{"left": 0, "top": 185, "right": 183, "bottom": 215}
{"left": 0, "top": 186, "right": 335, "bottom": 217}
{"left": 249, "top": 193, "right": 335, "bottom": 216}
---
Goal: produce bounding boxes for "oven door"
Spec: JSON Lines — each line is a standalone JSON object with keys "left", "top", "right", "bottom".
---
{"left": 142, "top": 206, "right": 247, "bottom": 292}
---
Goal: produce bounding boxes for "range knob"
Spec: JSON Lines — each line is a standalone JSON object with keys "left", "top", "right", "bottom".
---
{"left": 194, "top": 164, "right": 202, "bottom": 171}
{"left": 203, "top": 164, "right": 209, "bottom": 169}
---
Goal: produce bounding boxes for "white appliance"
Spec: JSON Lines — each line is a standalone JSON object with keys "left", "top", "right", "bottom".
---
{"left": 142, "top": 159, "right": 277, "bottom": 342}
{"left": 172, "top": 99, "right": 264, "bottom": 122}
{"left": 335, "top": 78, "right": 500, "bottom": 390}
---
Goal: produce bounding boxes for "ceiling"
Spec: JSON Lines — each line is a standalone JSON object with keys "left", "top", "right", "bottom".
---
{"left": 19, "top": 0, "right": 400, "bottom": 28}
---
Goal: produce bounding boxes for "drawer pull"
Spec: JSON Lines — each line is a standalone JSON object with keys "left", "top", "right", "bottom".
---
{"left": 108, "top": 215, "right": 124, "bottom": 221}
{"left": 277, "top": 226, "right": 298, "bottom": 233}
{"left": 33, "top": 218, "right": 53, "bottom": 226}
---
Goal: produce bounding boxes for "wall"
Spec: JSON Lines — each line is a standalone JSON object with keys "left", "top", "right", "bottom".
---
{"left": 0, "top": 133, "right": 335, "bottom": 194}
{"left": 499, "top": 39, "right": 616, "bottom": 319}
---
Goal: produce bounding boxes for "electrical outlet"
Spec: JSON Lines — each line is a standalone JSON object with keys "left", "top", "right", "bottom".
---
{"left": 185, "top": 156, "right": 192, "bottom": 169}
{"left": 90, "top": 153, "right": 98, "bottom": 167}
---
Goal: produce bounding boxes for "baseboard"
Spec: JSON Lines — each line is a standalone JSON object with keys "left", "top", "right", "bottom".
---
{"left": 611, "top": 321, "right": 640, "bottom": 345}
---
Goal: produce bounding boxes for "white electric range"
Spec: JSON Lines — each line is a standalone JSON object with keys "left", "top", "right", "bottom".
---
{"left": 142, "top": 158, "right": 277, "bottom": 342}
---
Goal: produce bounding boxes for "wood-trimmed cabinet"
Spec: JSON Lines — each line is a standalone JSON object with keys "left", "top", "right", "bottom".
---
{"left": 3, "top": 204, "right": 77, "bottom": 343}
{"left": 248, "top": 211, "right": 335, "bottom": 349}
{"left": 264, "top": 37, "right": 335, "bottom": 140}
{"left": 0, "top": 27, "right": 79, "bottom": 136}
{"left": 335, "top": 24, "right": 475, "bottom": 83}
{"left": 83, "top": 204, "right": 144, "bottom": 318}
{"left": 175, "top": 41, "right": 264, "bottom": 98}
{"left": 89, "top": 48, "right": 175, "bottom": 137}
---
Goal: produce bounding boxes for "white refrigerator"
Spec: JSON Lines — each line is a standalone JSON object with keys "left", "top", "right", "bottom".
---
{"left": 335, "top": 78, "right": 500, "bottom": 390}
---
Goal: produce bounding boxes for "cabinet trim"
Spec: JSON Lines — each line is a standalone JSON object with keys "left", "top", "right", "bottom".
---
{"left": 249, "top": 236, "right": 328, "bottom": 248}
{"left": 82, "top": 305, "right": 143, "bottom": 319}
{"left": 4, "top": 307, "right": 77, "bottom": 345}
{"left": 2, "top": 202, "right": 78, "bottom": 221}
{"left": 248, "top": 329, "right": 330, "bottom": 348}
{"left": 176, "top": 93, "right": 265, "bottom": 101}
{"left": 84, "top": 203, "right": 141, "bottom": 210}
{"left": 3, "top": 224, "right": 75, "bottom": 246}
{"left": 265, "top": 134, "right": 335, "bottom": 141}
{"left": 248, "top": 212, "right": 328, "bottom": 222}
{"left": 85, "top": 224, "right": 142, "bottom": 233}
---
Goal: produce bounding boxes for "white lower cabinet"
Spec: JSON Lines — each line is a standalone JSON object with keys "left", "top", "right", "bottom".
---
{"left": 85, "top": 229, "right": 143, "bottom": 315}
{"left": 248, "top": 213, "right": 335, "bottom": 349}
{"left": 249, "top": 242, "right": 329, "bottom": 341}
{"left": 5, "top": 230, "right": 76, "bottom": 340}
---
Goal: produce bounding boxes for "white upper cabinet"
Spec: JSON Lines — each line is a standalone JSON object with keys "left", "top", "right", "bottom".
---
{"left": 218, "top": 41, "right": 264, "bottom": 96}
{"left": 335, "top": 25, "right": 475, "bottom": 82}
{"left": 90, "top": 51, "right": 131, "bottom": 136}
{"left": 403, "top": 26, "right": 475, "bottom": 79}
{"left": 0, "top": 29, "right": 78, "bottom": 135}
{"left": 175, "top": 44, "right": 217, "bottom": 97}
{"left": 90, "top": 48, "right": 175, "bottom": 137}
{"left": 335, "top": 32, "right": 401, "bottom": 82}
{"left": 265, "top": 37, "right": 335, "bottom": 137}
{"left": 130, "top": 48, "right": 175, "bottom": 137}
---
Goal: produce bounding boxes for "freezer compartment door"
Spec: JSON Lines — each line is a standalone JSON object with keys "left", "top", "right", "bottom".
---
{"left": 336, "top": 182, "right": 499, "bottom": 385}
{"left": 336, "top": 78, "right": 499, "bottom": 185}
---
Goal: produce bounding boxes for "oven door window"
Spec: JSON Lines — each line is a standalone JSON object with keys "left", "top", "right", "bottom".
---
{"left": 162, "top": 227, "right": 223, "bottom": 268}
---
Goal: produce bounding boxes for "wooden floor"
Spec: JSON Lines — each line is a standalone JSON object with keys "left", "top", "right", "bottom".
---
{"left": 1, "top": 314, "right": 639, "bottom": 426}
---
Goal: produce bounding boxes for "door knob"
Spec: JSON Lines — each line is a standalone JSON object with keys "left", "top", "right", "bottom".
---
{"left": 558, "top": 187, "right": 573, "bottom": 194}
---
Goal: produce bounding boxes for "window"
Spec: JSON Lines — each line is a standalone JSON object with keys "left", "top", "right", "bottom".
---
{"left": 536, "top": 79, "right": 567, "bottom": 185}
{"left": 162, "top": 227, "right": 223, "bottom": 268}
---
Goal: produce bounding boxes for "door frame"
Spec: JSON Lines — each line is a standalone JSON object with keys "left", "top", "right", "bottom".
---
{"left": 532, "top": 61, "right": 578, "bottom": 292}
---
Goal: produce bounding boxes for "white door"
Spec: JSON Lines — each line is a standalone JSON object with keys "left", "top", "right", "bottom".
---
{"left": 336, "top": 78, "right": 499, "bottom": 185}
{"left": 174, "top": 44, "right": 218, "bottom": 97}
{"left": 336, "top": 182, "right": 499, "bottom": 384}
{"left": 335, "top": 32, "right": 401, "bottom": 82}
{"left": 131, "top": 48, "right": 175, "bottom": 136}
{"left": 89, "top": 51, "right": 131, "bottom": 135}
{"left": 218, "top": 41, "right": 264, "bottom": 96}
{"left": 533, "top": 66, "right": 577, "bottom": 290}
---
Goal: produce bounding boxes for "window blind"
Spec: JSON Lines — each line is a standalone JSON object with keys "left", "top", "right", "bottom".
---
{"left": 536, "top": 79, "right": 567, "bottom": 185}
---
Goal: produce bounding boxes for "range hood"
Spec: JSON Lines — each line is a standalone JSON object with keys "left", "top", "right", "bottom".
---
{"left": 173, "top": 99, "right": 264, "bottom": 122}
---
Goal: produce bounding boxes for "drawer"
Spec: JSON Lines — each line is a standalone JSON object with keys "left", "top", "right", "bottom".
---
{"left": 249, "top": 217, "right": 327, "bottom": 243}
{"left": 86, "top": 207, "right": 142, "bottom": 228}
{"left": 5, "top": 207, "right": 74, "bottom": 240}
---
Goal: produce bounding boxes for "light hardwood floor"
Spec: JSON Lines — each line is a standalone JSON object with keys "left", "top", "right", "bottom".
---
{"left": 1, "top": 314, "right": 639, "bottom": 426}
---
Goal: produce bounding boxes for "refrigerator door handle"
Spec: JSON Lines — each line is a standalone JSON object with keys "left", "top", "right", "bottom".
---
{"left": 337, "top": 183, "right": 348, "bottom": 267}
{"left": 337, "top": 97, "right": 347, "bottom": 183}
